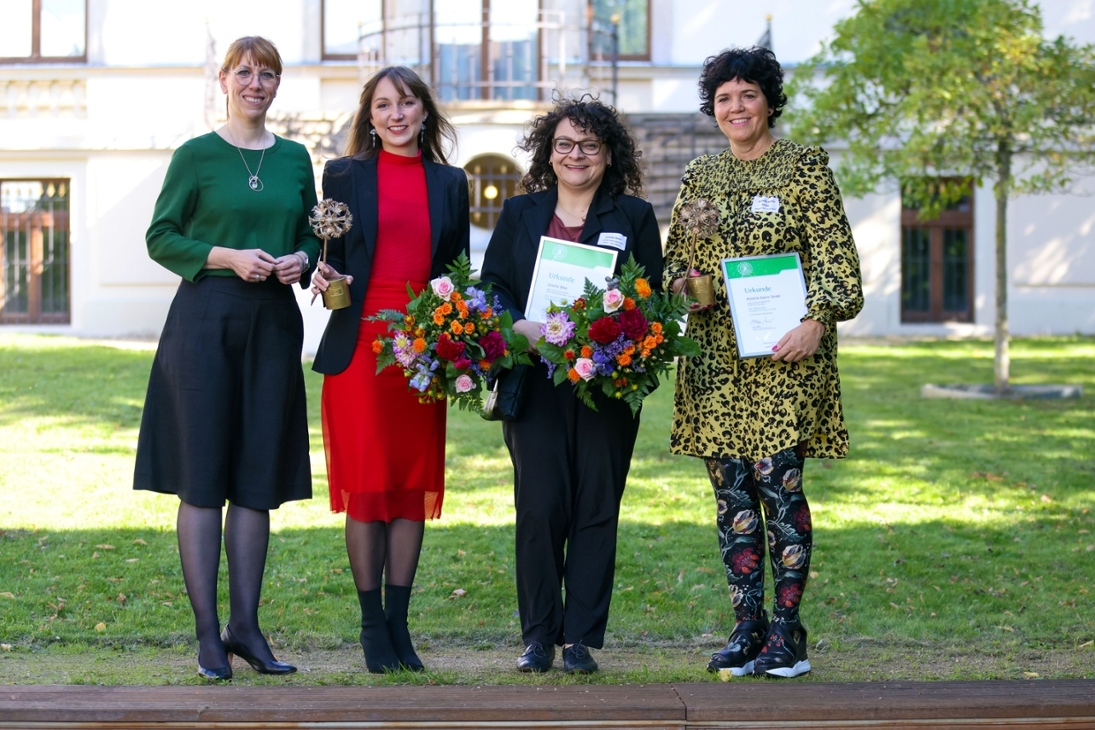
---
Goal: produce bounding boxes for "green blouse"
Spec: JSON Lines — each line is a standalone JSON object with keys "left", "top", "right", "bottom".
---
{"left": 146, "top": 132, "right": 320, "bottom": 282}
{"left": 664, "top": 139, "right": 864, "bottom": 461}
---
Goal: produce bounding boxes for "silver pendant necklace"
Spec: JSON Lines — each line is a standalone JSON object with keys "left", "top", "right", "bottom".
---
{"left": 228, "top": 129, "right": 267, "bottom": 192}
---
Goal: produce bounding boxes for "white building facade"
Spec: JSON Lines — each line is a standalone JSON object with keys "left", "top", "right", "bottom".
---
{"left": 1, "top": 0, "right": 1092, "bottom": 352}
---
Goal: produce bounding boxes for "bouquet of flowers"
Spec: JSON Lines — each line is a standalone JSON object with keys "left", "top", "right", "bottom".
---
{"left": 371, "top": 253, "right": 531, "bottom": 411}
{"left": 536, "top": 255, "right": 701, "bottom": 416}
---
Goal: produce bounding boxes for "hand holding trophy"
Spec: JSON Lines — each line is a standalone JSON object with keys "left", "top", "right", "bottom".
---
{"left": 309, "top": 199, "right": 354, "bottom": 310}
{"left": 678, "top": 198, "right": 719, "bottom": 307}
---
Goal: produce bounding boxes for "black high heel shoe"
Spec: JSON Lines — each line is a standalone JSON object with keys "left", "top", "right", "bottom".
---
{"left": 221, "top": 625, "right": 297, "bottom": 675}
{"left": 197, "top": 663, "right": 233, "bottom": 681}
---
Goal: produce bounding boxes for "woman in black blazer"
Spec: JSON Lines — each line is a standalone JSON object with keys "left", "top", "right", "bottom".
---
{"left": 480, "top": 98, "right": 663, "bottom": 675}
{"left": 311, "top": 67, "right": 469, "bottom": 673}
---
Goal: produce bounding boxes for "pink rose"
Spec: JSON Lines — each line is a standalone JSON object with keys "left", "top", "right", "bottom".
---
{"left": 603, "top": 288, "right": 625, "bottom": 313}
{"left": 574, "top": 357, "right": 596, "bottom": 381}
{"left": 431, "top": 276, "right": 455, "bottom": 301}
{"left": 454, "top": 374, "right": 474, "bottom": 393}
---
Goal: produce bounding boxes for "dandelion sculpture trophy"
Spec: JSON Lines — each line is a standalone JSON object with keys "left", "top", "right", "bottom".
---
{"left": 309, "top": 199, "right": 353, "bottom": 310}
{"left": 678, "top": 198, "right": 720, "bottom": 306}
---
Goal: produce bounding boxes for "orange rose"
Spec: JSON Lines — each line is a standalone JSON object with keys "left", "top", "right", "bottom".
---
{"left": 482, "top": 307, "right": 493, "bottom": 319}
{"left": 372, "top": 339, "right": 385, "bottom": 354}
{"left": 580, "top": 345, "right": 593, "bottom": 358}
{"left": 617, "top": 353, "right": 632, "bottom": 366}
{"left": 643, "top": 336, "right": 658, "bottom": 350}
{"left": 450, "top": 320, "right": 464, "bottom": 335}
{"left": 433, "top": 313, "right": 445, "bottom": 326}
{"left": 450, "top": 291, "right": 462, "bottom": 302}
{"left": 624, "top": 345, "right": 636, "bottom": 355}
{"left": 623, "top": 297, "right": 636, "bottom": 310}
{"left": 655, "top": 334, "right": 664, "bottom": 344}
{"left": 464, "top": 322, "right": 476, "bottom": 335}
{"left": 440, "top": 302, "right": 453, "bottom": 315}
{"left": 413, "top": 338, "right": 427, "bottom": 353}
{"left": 640, "top": 348, "right": 651, "bottom": 358}
{"left": 634, "top": 278, "right": 652, "bottom": 298}
{"left": 651, "top": 322, "right": 663, "bottom": 334}
{"left": 567, "top": 368, "right": 581, "bottom": 383}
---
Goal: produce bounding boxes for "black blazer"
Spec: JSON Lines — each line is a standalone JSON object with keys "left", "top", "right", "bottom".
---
{"left": 479, "top": 185, "right": 663, "bottom": 322}
{"left": 312, "top": 155, "right": 470, "bottom": 375}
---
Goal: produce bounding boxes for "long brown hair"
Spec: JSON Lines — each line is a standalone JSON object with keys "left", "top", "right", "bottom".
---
{"left": 344, "top": 66, "right": 456, "bottom": 164}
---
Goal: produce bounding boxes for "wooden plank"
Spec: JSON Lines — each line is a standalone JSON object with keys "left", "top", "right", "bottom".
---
{"left": 0, "top": 684, "right": 685, "bottom": 725}
{"left": 677, "top": 679, "right": 1095, "bottom": 723}
{"left": 2, "top": 681, "right": 1094, "bottom": 729}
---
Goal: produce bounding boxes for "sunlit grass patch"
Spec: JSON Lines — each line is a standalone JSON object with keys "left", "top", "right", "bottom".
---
{"left": 1, "top": 333, "right": 1092, "bottom": 683}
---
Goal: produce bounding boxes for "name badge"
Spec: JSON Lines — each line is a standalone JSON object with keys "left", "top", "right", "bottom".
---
{"left": 751, "top": 195, "right": 780, "bottom": 213}
{"left": 596, "top": 232, "right": 627, "bottom": 251}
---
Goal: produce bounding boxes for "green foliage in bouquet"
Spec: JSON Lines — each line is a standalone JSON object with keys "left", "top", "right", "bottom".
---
{"left": 536, "top": 255, "right": 701, "bottom": 416}
{"left": 372, "top": 253, "right": 530, "bottom": 412}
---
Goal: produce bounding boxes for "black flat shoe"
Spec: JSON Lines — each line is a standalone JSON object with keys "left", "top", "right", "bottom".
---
{"left": 516, "top": 642, "right": 554, "bottom": 673}
{"left": 562, "top": 643, "right": 598, "bottom": 675}
{"left": 197, "top": 663, "right": 232, "bottom": 681}
{"left": 221, "top": 625, "right": 297, "bottom": 675}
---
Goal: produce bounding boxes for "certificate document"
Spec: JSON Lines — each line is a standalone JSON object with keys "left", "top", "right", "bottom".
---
{"left": 721, "top": 252, "right": 808, "bottom": 358}
{"left": 525, "top": 236, "right": 618, "bottom": 321}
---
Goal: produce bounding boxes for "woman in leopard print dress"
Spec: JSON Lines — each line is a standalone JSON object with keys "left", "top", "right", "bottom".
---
{"left": 664, "top": 47, "right": 863, "bottom": 679}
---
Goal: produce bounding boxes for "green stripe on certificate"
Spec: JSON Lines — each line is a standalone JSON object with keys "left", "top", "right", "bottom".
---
{"left": 723, "top": 253, "right": 801, "bottom": 279}
{"left": 539, "top": 240, "right": 617, "bottom": 270}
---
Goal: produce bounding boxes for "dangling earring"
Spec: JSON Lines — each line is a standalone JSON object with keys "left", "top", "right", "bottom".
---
{"left": 370, "top": 128, "right": 377, "bottom": 147}
{"left": 419, "top": 125, "right": 426, "bottom": 146}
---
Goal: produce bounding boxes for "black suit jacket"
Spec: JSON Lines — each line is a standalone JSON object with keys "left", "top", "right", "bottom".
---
{"left": 312, "top": 155, "right": 470, "bottom": 375}
{"left": 479, "top": 186, "right": 663, "bottom": 322}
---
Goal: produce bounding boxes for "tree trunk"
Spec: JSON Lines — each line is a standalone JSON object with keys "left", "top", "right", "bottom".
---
{"left": 994, "top": 144, "right": 1011, "bottom": 393}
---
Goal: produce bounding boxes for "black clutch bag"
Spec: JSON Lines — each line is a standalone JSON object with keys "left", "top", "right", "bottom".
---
{"left": 481, "top": 364, "right": 530, "bottom": 422}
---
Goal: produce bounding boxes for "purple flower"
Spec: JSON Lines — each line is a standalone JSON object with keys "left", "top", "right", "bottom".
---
{"left": 542, "top": 311, "right": 576, "bottom": 346}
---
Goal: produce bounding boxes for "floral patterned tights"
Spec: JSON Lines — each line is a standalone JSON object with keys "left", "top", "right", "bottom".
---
{"left": 705, "top": 445, "right": 812, "bottom": 624}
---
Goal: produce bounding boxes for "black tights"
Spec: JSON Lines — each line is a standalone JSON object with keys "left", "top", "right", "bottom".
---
{"left": 345, "top": 517, "right": 424, "bottom": 592}
{"left": 177, "top": 501, "right": 277, "bottom": 668}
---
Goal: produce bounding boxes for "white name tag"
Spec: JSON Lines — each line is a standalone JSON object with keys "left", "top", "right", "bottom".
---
{"left": 751, "top": 195, "right": 780, "bottom": 213}
{"left": 596, "top": 232, "right": 627, "bottom": 251}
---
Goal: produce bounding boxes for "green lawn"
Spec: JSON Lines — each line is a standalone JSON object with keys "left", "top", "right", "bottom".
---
{"left": 0, "top": 333, "right": 1092, "bottom": 685}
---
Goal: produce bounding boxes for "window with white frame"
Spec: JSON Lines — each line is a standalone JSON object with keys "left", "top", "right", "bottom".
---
{"left": 0, "top": 0, "right": 87, "bottom": 63}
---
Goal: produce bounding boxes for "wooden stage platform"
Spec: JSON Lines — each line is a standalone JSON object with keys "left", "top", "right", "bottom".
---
{"left": 2, "top": 680, "right": 1094, "bottom": 729}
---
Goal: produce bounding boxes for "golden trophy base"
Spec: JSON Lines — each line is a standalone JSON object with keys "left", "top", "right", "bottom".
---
{"left": 685, "top": 274, "right": 716, "bottom": 306}
{"left": 322, "top": 276, "right": 351, "bottom": 310}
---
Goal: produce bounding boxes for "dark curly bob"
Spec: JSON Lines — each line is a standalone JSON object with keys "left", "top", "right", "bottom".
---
{"left": 518, "top": 96, "right": 644, "bottom": 198}
{"left": 698, "top": 47, "right": 787, "bottom": 128}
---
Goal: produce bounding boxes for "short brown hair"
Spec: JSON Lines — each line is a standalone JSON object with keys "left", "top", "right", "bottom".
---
{"left": 221, "top": 36, "right": 283, "bottom": 76}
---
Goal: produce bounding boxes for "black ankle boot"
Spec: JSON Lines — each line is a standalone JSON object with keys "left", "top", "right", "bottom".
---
{"left": 384, "top": 584, "right": 424, "bottom": 671}
{"left": 357, "top": 589, "right": 400, "bottom": 673}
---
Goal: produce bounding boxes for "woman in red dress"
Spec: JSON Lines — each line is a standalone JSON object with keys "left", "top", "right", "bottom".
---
{"left": 310, "top": 67, "right": 469, "bottom": 672}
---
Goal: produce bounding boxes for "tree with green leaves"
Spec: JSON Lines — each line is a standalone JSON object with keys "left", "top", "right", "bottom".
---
{"left": 788, "top": 0, "right": 1095, "bottom": 392}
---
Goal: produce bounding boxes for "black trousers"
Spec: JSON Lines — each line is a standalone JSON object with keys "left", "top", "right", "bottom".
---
{"left": 502, "top": 362, "right": 640, "bottom": 648}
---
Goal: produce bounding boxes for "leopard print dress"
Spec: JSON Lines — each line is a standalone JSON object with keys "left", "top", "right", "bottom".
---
{"left": 664, "top": 139, "right": 864, "bottom": 461}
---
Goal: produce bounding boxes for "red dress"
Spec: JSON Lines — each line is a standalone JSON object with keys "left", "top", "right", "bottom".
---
{"left": 321, "top": 150, "right": 446, "bottom": 522}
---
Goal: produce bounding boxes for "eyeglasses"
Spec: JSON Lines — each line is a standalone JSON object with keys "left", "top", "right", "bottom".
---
{"left": 553, "top": 138, "right": 602, "bottom": 156}
{"left": 234, "top": 68, "right": 279, "bottom": 86}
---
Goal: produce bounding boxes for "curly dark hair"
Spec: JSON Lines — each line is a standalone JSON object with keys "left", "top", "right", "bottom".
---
{"left": 518, "top": 96, "right": 644, "bottom": 198}
{"left": 698, "top": 47, "right": 786, "bottom": 128}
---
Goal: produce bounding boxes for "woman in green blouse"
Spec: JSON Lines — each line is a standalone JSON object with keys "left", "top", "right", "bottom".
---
{"left": 135, "top": 36, "right": 319, "bottom": 681}
{"left": 665, "top": 47, "right": 863, "bottom": 679}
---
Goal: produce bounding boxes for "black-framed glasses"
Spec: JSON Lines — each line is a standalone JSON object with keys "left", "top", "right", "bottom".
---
{"left": 234, "top": 68, "right": 279, "bottom": 86}
{"left": 553, "top": 138, "right": 602, "bottom": 155}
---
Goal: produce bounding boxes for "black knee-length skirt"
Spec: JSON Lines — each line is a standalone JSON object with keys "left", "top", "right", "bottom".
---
{"left": 134, "top": 276, "right": 312, "bottom": 510}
